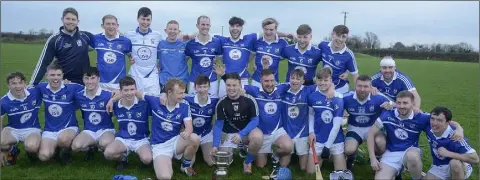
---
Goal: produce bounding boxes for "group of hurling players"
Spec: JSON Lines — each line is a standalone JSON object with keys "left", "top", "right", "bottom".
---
{"left": 1, "top": 6, "right": 478, "bottom": 180}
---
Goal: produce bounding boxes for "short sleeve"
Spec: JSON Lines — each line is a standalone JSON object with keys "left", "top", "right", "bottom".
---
{"left": 125, "top": 38, "right": 133, "bottom": 53}
{"left": 346, "top": 50, "right": 358, "bottom": 74}
{"left": 184, "top": 42, "right": 193, "bottom": 57}
{"left": 0, "top": 101, "right": 6, "bottom": 116}
{"left": 243, "top": 85, "right": 257, "bottom": 96}
{"left": 183, "top": 105, "right": 192, "bottom": 122}
{"left": 454, "top": 138, "right": 476, "bottom": 154}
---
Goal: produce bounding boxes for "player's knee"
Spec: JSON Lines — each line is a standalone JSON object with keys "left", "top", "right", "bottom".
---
{"left": 156, "top": 173, "right": 172, "bottom": 180}
{"left": 374, "top": 134, "right": 386, "bottom": 147}
{"left": 280, "top": 140, "right": 294, "bottom": 153}
{"left": 344, "top": 145, "right": 357, "bottom": 156}
{"left": 98, "top": 139, "right": 112, "bottom": 151}
{"left": 70, "top": 140, "right": 83, "bottom": 152}
{"left": 38, "top": 150, "right": 52, "bottom": 161}
{"left": 249, "top": 129, "right": 264, "bottom": 144}
{"left": 140, "top": 154, "right": 152, "bottom": 165}
{"left": 255, "top": 159, "right": 267, "bottom": 168}
{"left": 189, "top": 133, "right": 201, "bottom": 146}
{"left": 58, "top": 136, "right": 73, "bottom": 148}
{"left": 449, "top": 159, "right": 463, "bottom": 172}
{"left": 24, "top": 140, "right": 40, "bottom": 153}
{"left": 103, "top": 147, "right": 115, "bottom": 159}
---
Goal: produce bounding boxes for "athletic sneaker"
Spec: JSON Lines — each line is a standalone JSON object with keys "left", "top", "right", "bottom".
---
{"left": 6, "top": 146, "right": 20, "bottom": 166}
{"left": 346, "top": 155, "right": 355, "bottom": 170}
{"left": 59, "top": 148, "right": 72, "bottom": 166}
{"left": 243, "top": 161, "right": 252, "bottom": 174}
{"left": 180, "top": 165, "right": 198, "bottom": 176}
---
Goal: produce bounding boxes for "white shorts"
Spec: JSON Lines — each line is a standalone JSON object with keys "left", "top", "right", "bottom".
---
{"left": 335, "top": 83, "right": 350, "bottom": 94}
{"left": 42, "top": 127, "right": 79, "bottom": 141}
{"left": 4, "top": 127, "right": 41, "bottom": 143}
{"left": 251, "top": 80, "right": 262, "bottom": 89}
{"left": 99, "top": 83, "right": 120, "bottom": 91}
{"left": 347, "top": 125, "right": 371, "bottom": 141}
{"left": 428, "top": 163, "right": 472, "bottom": 180}
{"left": 133, "top": 74, "right": 161, "bottom": 97}
{"left": 83, "top": 129, "right": 115, "bottom": 142}
{"left": 292, "top": 137, "right": 309, "bottom": 156}
{"left": 152, "top": 135, "right": 182, "bottom": 160}
{"left": 260, "top": 128, "right": 288, "bottom": 153}
{"left": 200, "top": 131, "right": 213, "bottom": 145}
{"left": 116, "top": 137, "right": 149, "bottom": 154}
{"left": 380, "top": 147, "right": 421, "bottom": 172}
{"left": 188, "top": 81, "right": 219, "bottom": 96}
{"left": 310, "top": 142, "right": 345, "bottom": 155}
{"left": 219, "top": 78, "right": 249, "bottom": 98}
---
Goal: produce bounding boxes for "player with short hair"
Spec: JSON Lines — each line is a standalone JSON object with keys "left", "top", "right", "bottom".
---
{"left": 342, "top": 74, "right": 394, "bottom": 170}
{"left": 371, "top": 56, "right": 421, "bottom": 111}
{"left": 30, "top": 7, "right": 95, "bottom": 86}
{"left": 212, "top": 73, "right": 264, "bottom": 174}
{"left": 104, "top": 76, "right": 152, "bottom": 170}
{"left": 185, "top": 15, "right": 222, "bottom": 96}
{"left": 71, "top": 67, "right": 115, "bottom": 160}
{"left": 215, "top": 16, "right": 258, "bottom": 98}
{"left": 425, "top": 106, "right": 479, "bottom": 180}
{"left": 367, "top": 91, "right": 464, "bottom": 180}
{"left": 307, "top": 67, "right": 346, "bottom": 173}
{"left": 251, "top": 18, "right": 289, "bottom": 88}
{"left": 0, "top": 72, "right": 42, "bottom": 165}
{"left": 242, "top": 69, "right": 293, "bottom": 171}
{"left": 318, "top": 25, "right": 359, "bottom": 94}
{"left": 125, "top": 7, "right": 163, "bottom": 96}
{"left": 281, "top": 24, "right": 322, "bottom": 86}
{"left": 36, "top": 63, "right": 84, "bottom": 165}
{"left": 92, "top": 14, "right": 132, "bottom": 91}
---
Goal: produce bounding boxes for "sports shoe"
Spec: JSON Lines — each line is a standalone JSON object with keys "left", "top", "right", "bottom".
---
{"left": 180, "top": 165, "right": 198, "bottom": 176}
{"left": 116, "top": 154, "right": 128, "bottom": 171}
{"left": 85, "top": 146, "right": 98, "bottom": 161}
{"left": 243, "top": 161, "right": 252, "bottom": 175}
{"left": 6, "top": 146, "right": 20, "bottom": 166}
{"left": 346, "top": 155, "right": 355, "bottom": 170}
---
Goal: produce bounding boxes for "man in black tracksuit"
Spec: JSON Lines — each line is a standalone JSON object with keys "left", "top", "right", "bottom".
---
{"left": 29, "top": 7, "right": 94, "bottom": 86}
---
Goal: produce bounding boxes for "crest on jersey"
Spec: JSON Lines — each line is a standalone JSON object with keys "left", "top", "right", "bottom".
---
{"left": 127, "top": 122, "right": 137, "bottom": 135}
{"left": 99, "top": 102, "right": 105, "bottom": 108}
{"left": 348, "top": 108, "right": 355, "bottom": 112}
{"left": 211, "top": 48, "right": 215, "bottom": 53}
{"left": 48, "top": 104, "right": 63, "bottom": 117}
{"left": 136, "top": 112, "right": 142, "bottom": 118}
{"left": 358, "top": 106, "right": 365, "bottom": 114}
{"left": 308, "top": 58, "right": 313, "bottom": 64}
{"left": 161, "top": 122, "right": 173, "bottom": 131}
{"left": 89, "top": 112, "right": 102, "bottom": 125}
{"left": 176, "top": 114, "right": 180, "bottom": 120}
{"left": 208, "top": 109, "right": 212, "bottom": 114}
{"left": 90, "top": 104, "right": 95, "bottom": 109}
{"left": 335, "top": 60, "right": 340, "bottom": 66}
{"left": 77, "top": 39, "right": 83, "bottom": 47}
{"left": 264, "top": 102, "right": 277, "bottom": 115}
{"left": 193, "top": 117, "right": 206, "bottom": 127}
{"left": 355, "top": 115, "right": 370, "bottom": 124}
{"left": 137, "top": 47, "right": 152, "bottom": 60}
{"left": 328, "top": 55, "right": 334, "bottom": 61}
{"left": 321, "top": 110, "right": 333, "bottom": 123}
{"left": 393, "top": 89, "right": 398, "bottom": 94}
{"left": 275, "top": 48, "right": 279, "bottom": 53}
{"left": 370, "top": 105, "right": 375, "bottom": 111}
{"left": 394, "top": 128, "right": 408, "bottom": 140}
{"left": 233, "top": 104, "right": 239, "bottom": 111}
{"left": 200, "top": 57, "right": 212, "bottom": 68}
{"left": 240, "top": 43, "right": 245, "bottom": 47}
{"left": 288, "top": 106, "right": 300, "bottom": 119}
{"left": 117, "top": 44, "right": 123, "bottom": 49}
{"left": 32, "top": 100, "right": 37, "bottom": 106}
{"left": 151, "top": 38, "right": 155, "bottom": 44}
{"left": 229, "top": 49, "right": 242, "bottom": 60}
{"left": 62, "top": 94, "right": 67, "bottom": 100}
{"left": 107, "top": 42, "right": 113, "bottom": 49}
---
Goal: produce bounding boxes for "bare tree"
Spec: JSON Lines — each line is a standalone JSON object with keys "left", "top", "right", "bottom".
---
{"left": 323, "top": 36, "right": 332, "bottom": 42}
{"left": 363, "top": 32, "right": 381, "bottom": 49}
{"left": 346, "top": 35, "right": 365, "bottom": 50}
{"left": 392, "top": 42, "right": 406, "bottom": 49}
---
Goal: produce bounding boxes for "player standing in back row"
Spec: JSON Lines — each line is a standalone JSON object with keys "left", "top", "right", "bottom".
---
{"left": 125, "top": 7, "right": 163, "bottom": 96}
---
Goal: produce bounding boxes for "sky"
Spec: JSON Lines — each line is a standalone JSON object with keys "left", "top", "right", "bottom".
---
{"left": 1, "top": 1, "right": 479, "bottom": 50}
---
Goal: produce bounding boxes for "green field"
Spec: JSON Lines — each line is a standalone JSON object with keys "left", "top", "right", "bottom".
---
{"left": 0, "top": 43, "right": 478, "bottom": 179}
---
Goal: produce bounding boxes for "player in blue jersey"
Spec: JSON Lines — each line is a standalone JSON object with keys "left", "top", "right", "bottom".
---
{"left": 318, "top": 25, "right": 359, "bottom": 94}
{"left": 281, "top": 24, "right": 322, "bottom": 86}
{"left": 367, "top": 91, "right": 464, "bottom": 180}
{"left": 92, "top": 15, "right": 132, "bottom": 91}
{"left": 342, "top": 75, "right": 394, "bottom": 170}
{"left": 251, "top": 18, "right": 289, "bottom": 88}
{"left": 183, "top": 75, "right": 219, "bottom": 166}
{"left": 185, "top": 15, "right": 223, "bottom": 96}
{"left": 104, "top": 76, "right": 152, "bottom": 170}
{"left": 306, "top": 67, "right": 347, "bottom": 173}
{"left": 0, "top": 72, "right": 42, "bottom": 165}
{"left": 215, "top": 16, "right": 258, "bottom": 98}
{"left": 371, "top": 56, "right": 421, "bottom": 111}
{"left": 425, "top": 106, "right": 479, "bottom": 180}
{"left": 70, "top": 67, "right": 115, "bottom": 161}
{"left": 36, "top": 63, "right": 83, "bottom": 165}
{"left": 212, "top": 73, "right": 263, "bottom": 174}
{"left": 242, "top": 69, "right": 293, "bottom": 171}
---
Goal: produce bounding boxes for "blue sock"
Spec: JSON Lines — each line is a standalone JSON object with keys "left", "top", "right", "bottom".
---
{"left": 244, "top": 153, "right": 256, "bottom": 164}
{"left": 182, "top": 158, "right": 192, "bottom": 167}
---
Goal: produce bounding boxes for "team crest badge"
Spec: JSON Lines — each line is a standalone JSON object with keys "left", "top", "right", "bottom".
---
{"left": 117, "top": 44, "right": 123, "bottom": 49}
{"left": 176, "top": 114, "right": 181, "bottom": 119}
{"left": 233, "top": 104, "right": 239, "bottom": 111}
{"left": 137, "top": 112, "right": 142, "bottom": 118}
{"left": 208, "top": 109, "right": 212, "bottom": 114}
{"left": 32, "top": 100, "right": 36, "bottom": 106}
{"left": 77, "top": 39, "right": 82, "bottom": 46}
{"left": 99, "top": 102, "right": 105, "bottom": 108}
{"left": 90, "top": 104, "right": 95, "bottom": 109}
{"left": 62, "top": 94, "right": 67, "bottom": 100}
{"left": 370, "top": 105, "right": 375, "bottom": 111}
{"left": 151, "top": 38, "right": 155, "bottom": 44}
{"left": 275, "top": 48, "right": 279, "bottom": 53}
{"left": 335, "top": 60, "right": 340, "bottom": 66}
{"left": 211, "top": 48, "right": 215, "bottom": 53}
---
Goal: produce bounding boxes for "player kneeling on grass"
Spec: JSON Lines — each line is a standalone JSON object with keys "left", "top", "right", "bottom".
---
{"left": 0, "top": 72, "right": 42, "bottom": 165}
{"left": 424, "top": 106, "right": 479, "bottom": 180}
{"left": 71, "top": 67, "right": 115, "bottom": 161}
{"left": 367, "top": 91, "right": 465, "bottom": 180}
{"left": 306, "top": 67, "right": 347, "bottom": 173}
{"left": 343, "top": 74, "right": 394, "bottom": 170}
{"left": 37, "top": 63, "right": 84, "bottom": 165}
{"left": 212, "top": 73, "right": 264, "bottom": 174}
{"left": 105, "top": 76, "right": 152, "bottom": 170}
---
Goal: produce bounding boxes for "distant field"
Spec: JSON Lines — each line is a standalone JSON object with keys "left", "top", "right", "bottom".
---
{"left": 0, "top": 43, "right": 478, "bottom": 179}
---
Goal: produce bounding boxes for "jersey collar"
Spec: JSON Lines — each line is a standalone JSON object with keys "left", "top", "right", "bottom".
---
{"left": 7, "top": 88, "right": 30, "bottom": 101}
{"left": 194, "top": 94, "right": 211, "bottom": 107}
{"left": 102, "top": 32, "right": 120, "bottom": 41}
{"left": 83, "top": 87, "right": 103, "bottom": 100}
{"left": 136, "top": 27, "right": 152, "bottom": 36}
{"left": 59, "top": 26, "right": 79, "bottom": 37}
{"left": 118, "top": 96, "right": 139, "bottom": 110}
{"left": 166, "top": 103, "right": 181, "bottom": 112}
{"left": 394, "top": 109, "right": 414, "bottom": 120}
{"left": 195, "top": 35, "right": 213, "bottom": 46}
{"left": 46, "top": 82, "right": 66, "bottom": 94}
{"left": 431, "top": 125, "right": 453, "bottom": 139}
{"left": 328, "top": 41, "right": 347, "bottom": 54}
{"left": 287, "top": 85, "right": 304, "bottom": 95}
{"left": 295, "top": 43, "right": 313, "bottom": 54}
{"left": 229, "top": 34, "right": 244, "bottom": 43}
{"left": 353, "top": 91, "right": 371, "bottom": 105}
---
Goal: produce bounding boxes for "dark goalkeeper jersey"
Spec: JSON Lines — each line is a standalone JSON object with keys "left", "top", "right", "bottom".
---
{"left": 216, "top": 94, "right": 258, "bottom": 133}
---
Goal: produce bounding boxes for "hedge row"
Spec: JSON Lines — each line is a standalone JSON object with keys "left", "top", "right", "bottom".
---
{"left": 358, "top": 49, "right": 479, "bottom": 63}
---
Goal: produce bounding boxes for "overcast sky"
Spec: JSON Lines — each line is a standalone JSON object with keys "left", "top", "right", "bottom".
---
{"left": 1, "top": 1, "right": 479, "bottom": 50}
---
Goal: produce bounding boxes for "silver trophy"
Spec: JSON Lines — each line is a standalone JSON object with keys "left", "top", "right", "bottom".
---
{"left": 212, "top": 151, "right": 234, "bottom": 180}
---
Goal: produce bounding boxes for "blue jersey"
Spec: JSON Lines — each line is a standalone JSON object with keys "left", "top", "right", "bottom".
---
{"left": 343, "top": 91, "right": 391, "bottom": 127}
{"left": 113, "top": 97, "right": 150, "bottom": 140}
{"left": 1, "top": 88, "right": 42, "bottom": 129}
{"left": 426, "top": 125, "right": 476, "bottom": 166}
{"left": 185, "top": 36, "right": 222, "bottom": 82}
{"left": 244, "top": 84, "right": 289, "bottom": 135}
{"left": 307, "top": 89, "right": 345, "bottom": 144}
{"left": 184, "top": 94, "right": 219, "bottom": 137}
{"left": 318, "top": 41, "right": 358, "bottom": 89}
{"left": 282, "top": 85, "right": 316, "bottom": 138}
{"left": 144, "top": 95, "right": 191, "bottom": 144}
{"left": 376, "top": 109, "right": 430, "bottom": 152}
{"left": 92, "top": 33, "right": 132, "bottom": 84}
{"left": 37, "top": 82, "right": 83, "bottom": 131}
{"left": 158, "top": 39, "right": 189, "bottom": 86}
{"left": 371, "top": 70, "right": 415, "bottom": 101}
{"left": 215, "top": 33, "right": 257, "bottom": 79}
{"left": 281, "top": 44, "right": 323, "bottom": 82}
{"left": 252, "top": 35, "right": 289, "bottom": 82}
{"left": 74, "top": 88, "right": 114, "bottom": 131}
